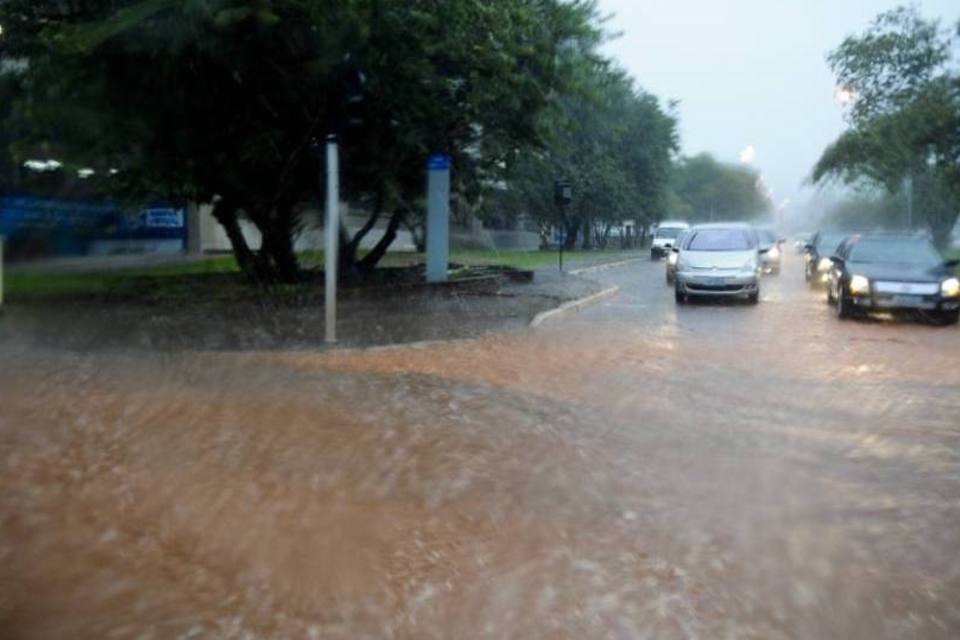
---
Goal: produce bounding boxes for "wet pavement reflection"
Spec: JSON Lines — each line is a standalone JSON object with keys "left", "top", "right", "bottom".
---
{"left": 2, "top": 254, "right": 959, "bottom": 638}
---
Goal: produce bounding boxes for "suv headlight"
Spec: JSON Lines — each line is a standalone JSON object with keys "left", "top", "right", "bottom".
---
{"left": 817, "top": 257, "right": 832, "bottom": 271}
{"left": 849, "top": 274, "right": 870, "bottom": 295}
{"left": 942, "top": 277, "right": 960, "bottom": 297}
{"left": 767, "top": 246, "right": 780, "bottom": 259}
{"left": 667, "top": 251, "right": 678, "bottom": 265}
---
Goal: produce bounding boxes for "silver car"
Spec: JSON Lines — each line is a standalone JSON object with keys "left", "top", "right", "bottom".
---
{"left": 674, "top": 223, "right": 764, "bottom": 304}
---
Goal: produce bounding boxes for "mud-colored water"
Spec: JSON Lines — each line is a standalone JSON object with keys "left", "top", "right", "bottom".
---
{"left": 2, "top": 256, "right": 959, "bottom": 638}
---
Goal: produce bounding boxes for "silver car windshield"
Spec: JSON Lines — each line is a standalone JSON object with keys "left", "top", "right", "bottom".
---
{"left": 685, "top": 229, "right": 755, "bottom": 251}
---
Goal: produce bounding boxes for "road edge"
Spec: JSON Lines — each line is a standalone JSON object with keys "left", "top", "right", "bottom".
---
{"left": 529, "top": 285, "right": 620, "bottom": 328}
{"left": 568, "top": 257, "right": 645, "bottom": 276}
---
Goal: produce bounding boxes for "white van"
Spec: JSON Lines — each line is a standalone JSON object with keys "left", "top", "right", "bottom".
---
{"left": 651, "top": 221, "right": 690, "bottom": 260}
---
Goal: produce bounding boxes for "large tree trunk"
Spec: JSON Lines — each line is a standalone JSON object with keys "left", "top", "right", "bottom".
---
{"left": 580, "top": 217, "right": 593, "bottom": 250}
{"left": 403, "top": 217, "right": 426, "bottom": 253}
{"left": 562, "top": 218, "right": 580, "bottom": 251}
{"left": 340, "top": 190, "right": 384, "bottom": 271}
{"left": 211, "top": 199, "right": 261, "bottom": 281}
{"left": 360, "top": 207, "right": 405, "bottom": 270}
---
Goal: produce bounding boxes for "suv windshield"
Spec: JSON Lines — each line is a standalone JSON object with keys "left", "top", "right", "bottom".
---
{"left": 685, "top": 229, "right": 755, "bottom": 251}
{"left": 816, "top": 234, "right": 848, "bottom": 254}
{"left": 849, "top": 239, "right": 942, "bottom": 265}
{"left": 655, "top": 227, "right": 683, "bottom": 240}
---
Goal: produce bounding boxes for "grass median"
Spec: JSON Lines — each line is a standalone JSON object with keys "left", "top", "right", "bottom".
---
{"left": 4, "top": 248, "right": 644, "bottom": 303}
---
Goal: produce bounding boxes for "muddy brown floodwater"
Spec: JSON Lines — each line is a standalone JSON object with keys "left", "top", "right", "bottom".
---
{"left": 2, "top": 254, "right": 960, "bottom": 639}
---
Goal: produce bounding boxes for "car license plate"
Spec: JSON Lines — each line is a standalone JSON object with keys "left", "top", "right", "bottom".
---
{"left": 888, "top": 295, "right": 934, "bottom": 309}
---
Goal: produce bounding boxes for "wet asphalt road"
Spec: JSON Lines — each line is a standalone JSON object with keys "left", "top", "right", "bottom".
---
{"left": 2, "top": 252, "right": 960, "bottom": 639}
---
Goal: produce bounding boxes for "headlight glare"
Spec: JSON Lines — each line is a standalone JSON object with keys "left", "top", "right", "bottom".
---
{"left": 817, "top": 257, "right": 833, "bottom": 271}
{"left": 942, "top": 277, "right": 960, "bottom": 297}
{"left": 667, "top": 251, "right": 678, "bottom": 265}
{"left": 849, "top": 274, "right": 870, "bottom": 295}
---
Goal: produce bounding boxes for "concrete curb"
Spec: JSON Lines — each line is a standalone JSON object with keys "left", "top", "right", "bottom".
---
{"left": 568, "top": 257, "right": 646, "bottom": 275}
{"left": 529, "top": 285, "right": 620, "bottom": 328}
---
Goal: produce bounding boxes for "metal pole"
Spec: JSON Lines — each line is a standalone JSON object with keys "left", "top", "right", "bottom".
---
{"left": 325, "top": 136, "right": 339, "bottom": 344}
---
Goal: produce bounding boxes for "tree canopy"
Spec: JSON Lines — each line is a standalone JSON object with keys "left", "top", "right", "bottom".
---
{"left": 487, "top": 61, "right": 678, "bottom": 249}
{"left": 669, "top": 153, "right": 771, "bottom": 223}
{"left": 812, "top": 6, "right": 960, "bottom": 246}
{"left": 0, "top": 0, "right": 603, "bottom": 280}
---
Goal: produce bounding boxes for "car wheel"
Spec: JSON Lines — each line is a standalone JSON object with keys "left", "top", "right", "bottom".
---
{"left": 836, "top": 289, "right": 852, "bottom": 319}
{"left": 651, "top": 251, "right": 659, "bottom": 261}
{"left": 933, "top": 309, "right": 959, "bottom": 326}
{"left": 675, "top": 285, "right": 686, "bottom": 304}
{"left": 747, "top": 290, "right": 759, "bottom": 304}
{"left": 666, "top": 273, "right": 674, "bottom": 286}
{"left": 826, "top": 281, "right": 836, "bottom": 304}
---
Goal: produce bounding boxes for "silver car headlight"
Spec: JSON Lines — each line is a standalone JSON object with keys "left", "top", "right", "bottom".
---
{"left": 667, "top": 251, "right": 678, "bottom": 266}
{"left": 767, "top": 246, "right": 780, "bottom": 260}
{"left": 817, "top": 257, "right": 833, "bottom": 271}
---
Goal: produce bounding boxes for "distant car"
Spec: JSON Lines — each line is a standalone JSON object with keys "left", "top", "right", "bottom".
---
{"left": 665, "top": 230, "right": 687, "bottom": 285}
{"left": 650, "top": 221, "right": 690, "bottom": 260}
{"left": 756, "top": 228, "right": 782, "bottom": 275}
{"left": 826, "top": 234, "right": 960, "bottom": 325}
{"left": 792, "top": 232, "right": 811, "bottom": 254}
{"left": 804, "top": 231, "right": 849, "bottom": 287}
{"left": 674, "top": 223, "right": 765, "bottom": 304}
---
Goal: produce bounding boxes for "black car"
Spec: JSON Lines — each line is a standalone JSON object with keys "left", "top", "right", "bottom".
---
{"left": 804, "top": 231, "right": 849, "bottom": 287}
{"left": 826, "top": 234, "right": 960, "bottom": 324}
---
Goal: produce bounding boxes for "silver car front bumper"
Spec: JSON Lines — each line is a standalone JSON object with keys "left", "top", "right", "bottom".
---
{"left": 676, "top": 272, "right": 759, "bottom": 297}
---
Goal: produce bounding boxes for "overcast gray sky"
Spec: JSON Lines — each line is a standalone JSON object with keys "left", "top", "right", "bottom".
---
{"left": 597, "top": 0, "right": 958, "bottom": 218}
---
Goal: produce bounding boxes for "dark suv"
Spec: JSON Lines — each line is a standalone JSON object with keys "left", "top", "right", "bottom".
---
{"left": 826, "top": 234, "right": 960, "bottom": 325}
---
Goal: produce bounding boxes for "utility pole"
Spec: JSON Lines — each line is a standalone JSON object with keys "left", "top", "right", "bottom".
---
{"left": 324, "top": 135, "right": 340, "bottom": 344}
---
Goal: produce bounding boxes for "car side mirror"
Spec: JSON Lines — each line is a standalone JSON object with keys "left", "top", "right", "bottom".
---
{"left": 758, "top": 247, "right": 769, "bottom": 254}
{"left": 671, "top": 246, "right": 680, "bottom": 253}
{"left": 944, "top": 258, "right": 959, "bottom": 269}
{"left": 831, "top": 256, "right": 844, "bottom": 269}
{"left": 803, "top": 243, "right": 815, "bottom": 252}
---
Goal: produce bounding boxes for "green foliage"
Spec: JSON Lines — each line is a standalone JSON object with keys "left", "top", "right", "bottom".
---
{"left": 813, "top": 6, "right": 960, "bottom": 247}
{"left": 670, "top": 153, "right": 771, "bottom": 222}
{"left": 819, "top": 188, "right": 904, "bottom": 231}
{"left": 489, "top": 61, "right": 678, "bottom": 249}
{"left": 0, "top": 0, "right": 603, "bottom": 280}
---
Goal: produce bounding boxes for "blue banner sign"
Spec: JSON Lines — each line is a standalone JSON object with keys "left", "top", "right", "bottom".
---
{"left": 426, "top": 154, "right": 452, "bottom": 171}
{"left": 0, "top": 196, "right": 186, "bottom": 256}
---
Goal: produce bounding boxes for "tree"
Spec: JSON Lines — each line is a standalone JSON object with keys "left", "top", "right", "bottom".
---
{"left": 0, "top": 0, "right": 601, "bottom": 282}
{"left": 490, "top": 61, "right": 678, "bottom": 250}
{"left": 812, "top": 6, "right": 960, "bottom": 247}
{"left": 670, "top": 153, "right": 771, "bottom": 222}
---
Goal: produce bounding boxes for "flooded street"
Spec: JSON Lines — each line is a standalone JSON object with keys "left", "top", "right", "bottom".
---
{"left": 2, "top": 254, "right": 960, "bottom": 639}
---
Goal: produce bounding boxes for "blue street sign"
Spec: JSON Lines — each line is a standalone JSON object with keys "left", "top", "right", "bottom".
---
{"left": 427, "top": 154, "right": 452, "bottom": 171}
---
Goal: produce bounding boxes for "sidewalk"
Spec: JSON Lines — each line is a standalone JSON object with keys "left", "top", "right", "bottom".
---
{"left": 1, "top": 265, "right": 612, "bottom": 351}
